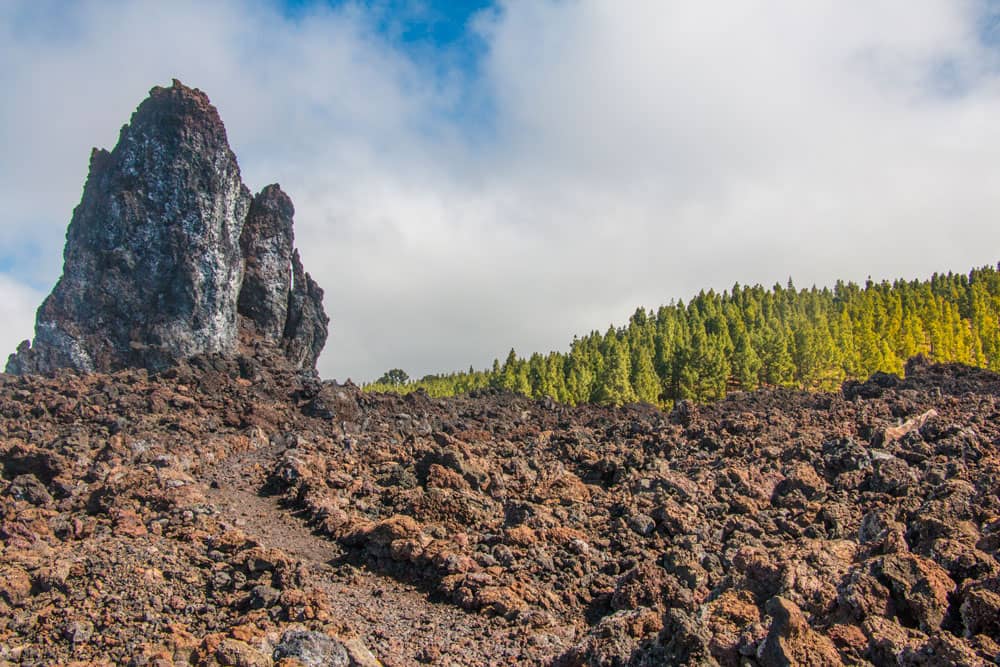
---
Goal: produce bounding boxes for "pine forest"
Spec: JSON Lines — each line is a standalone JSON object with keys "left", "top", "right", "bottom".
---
{"left": 364, "top": 265, "right": 1000, "bottom": 406}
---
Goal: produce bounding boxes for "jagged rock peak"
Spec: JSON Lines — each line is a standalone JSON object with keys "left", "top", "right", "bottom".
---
{"left": 237, "top": 183, "right": 329, "bottom": 371}
{"left": 7, "top": 79, "right": 329, "bottom": 376}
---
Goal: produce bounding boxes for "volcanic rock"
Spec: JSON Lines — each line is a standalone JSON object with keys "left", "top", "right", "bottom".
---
{"left": 1, "top": 356, "right": 1000, "bottom": 664}
{"left": 238, "top": 185, "right": 296, "bottom": 345}
{"left": 281, "top": 249, "right": 329, "bottom": 370}
{"left": 872, "top": 553, "right": 955, "bottom": 633}
{"left": 757, "top": 596, "right": 843, "bottom": 666}
{"left": 272, "top": 629, "right": 350, "bottom": 666}
{"left": 7, "top": 79, "right": 328, "bottom": 375}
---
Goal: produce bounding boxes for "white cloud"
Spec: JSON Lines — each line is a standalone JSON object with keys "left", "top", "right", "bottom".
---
{"left": 0, "top": 275, "right": 42, "bottom": 364}
{"left": 2, "top": 1, "right": 1000, "bottom": 380}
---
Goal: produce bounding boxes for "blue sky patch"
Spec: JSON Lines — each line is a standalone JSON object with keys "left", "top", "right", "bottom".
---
{"left": 281, "top": 0, "right": 496, "bottom": 60}
{"left": 279, "top": 0, "right": 499, "bottom": 140}
{"left": 0, "top": 240, "right": 49, "bottom": 291}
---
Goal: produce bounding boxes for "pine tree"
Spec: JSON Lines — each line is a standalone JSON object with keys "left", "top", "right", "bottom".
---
{"left": 677, "top": 322, "right": 731, "bottom": 401}
{"left": 513, "top": 360, "right": 532, "bottom": 396}
{"left": 497, "top": 348, "right": 520, "bottom": 392}
{"left": 731, "top": 329, "right": 762, "bottom": 391}
{"left": 594, "top": 335, "right": 637, "bottom": 406}
{"left": 758, "top": 324, "right": 795, "bottom": 387}
{"left": 545, "top": 352, "right": 570, "bottom": 403}
{"left": 566, "top": 352, "right": 595, "bottom": 404}
{"left": 631, "top": 343, "right": 661, "bottom": 404}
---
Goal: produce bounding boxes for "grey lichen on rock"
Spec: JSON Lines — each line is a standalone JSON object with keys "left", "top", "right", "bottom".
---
{"left": 7, "top": 79, "right": 329, "bottom": 376}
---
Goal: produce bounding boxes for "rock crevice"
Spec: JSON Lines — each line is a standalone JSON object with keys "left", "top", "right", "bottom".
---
{"left": 7, "top": 79, "right": 328, "bottom": 375}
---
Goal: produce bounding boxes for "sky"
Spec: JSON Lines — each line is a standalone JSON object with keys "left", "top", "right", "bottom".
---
{"left": 2, "top": 1, "right": 1000, "bottom": 382}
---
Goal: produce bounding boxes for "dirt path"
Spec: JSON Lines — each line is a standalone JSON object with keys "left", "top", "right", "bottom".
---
{"left": 202, "top": 445, "right": 571, "bottom": 666}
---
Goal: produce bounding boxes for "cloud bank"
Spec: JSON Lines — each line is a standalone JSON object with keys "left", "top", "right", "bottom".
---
{"left": 2, "top": 0, "right": 1000, "bottom": 380}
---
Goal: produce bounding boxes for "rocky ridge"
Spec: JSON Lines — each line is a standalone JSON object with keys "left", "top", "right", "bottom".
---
{"left": 6, "top": 80, "right": 328, "bottom": 376}
{"left": 1, "top": 356, "right": 999, "bottom": 665}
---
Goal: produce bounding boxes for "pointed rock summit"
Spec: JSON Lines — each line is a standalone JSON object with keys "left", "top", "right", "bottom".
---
{"left": 6, "top": 80, "right": 328, "bottom": 375}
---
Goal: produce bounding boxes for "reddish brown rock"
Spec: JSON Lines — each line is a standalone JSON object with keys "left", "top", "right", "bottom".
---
{"left": 873, "top": 553, "right": 955, "bottom": 633}
{"left": 757, "top": 596, "right": 843, "bottom": 667}
{"left": 960, "top": 579, "right": 1000, "bottom": 638}
{"left": 702, "top": 589, "right": 761, "bottom": 666}
{"left": 0, "top": 565, "right": 32, "bottom": 607}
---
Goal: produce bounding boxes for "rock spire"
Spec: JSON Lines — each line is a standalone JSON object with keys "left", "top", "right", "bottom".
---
{"left": 6, "top": 79, "right": 328, "bottom": 375}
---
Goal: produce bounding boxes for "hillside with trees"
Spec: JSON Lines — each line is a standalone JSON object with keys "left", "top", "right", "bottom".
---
{"left": 364, "top": 264, "right": 1000, "bottom": 405}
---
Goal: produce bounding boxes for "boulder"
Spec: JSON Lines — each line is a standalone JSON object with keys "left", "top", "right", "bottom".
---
{"left": 873, "top": 553, "right": 955, "bottom": 633}
{"left": 7, "top": 79, "right": 328, "bottom": 376}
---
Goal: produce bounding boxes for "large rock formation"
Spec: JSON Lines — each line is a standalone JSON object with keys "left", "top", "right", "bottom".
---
{"left": 6, "top": 80, "right": 328, "bottom": 375}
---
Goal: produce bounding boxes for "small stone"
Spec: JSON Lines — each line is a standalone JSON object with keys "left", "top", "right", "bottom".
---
{"left": 869, "top": 457, "right": 918, "bottom": 496}
{"left": 9, "top": 474, "right": 53, "bottom": 507}
{"left": 216, "top": 638, "right": 272, "bottom": 667}
{"left": 64, "top": 619, "right": 94, "bottom": 645}
{"left": 0, "top": 567, "right": 32, "bottom": 606}
{"left": 342, "top": 638, "right": 382, "bottom": 667}
{"left": 273, "top": 630, "right": 349, "bottom": 667}
{"left": 627, "top": 514, "right": 656, "bottom": 537}
{"left": 248, "top": 585, "right": 281, "bottom": 610}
